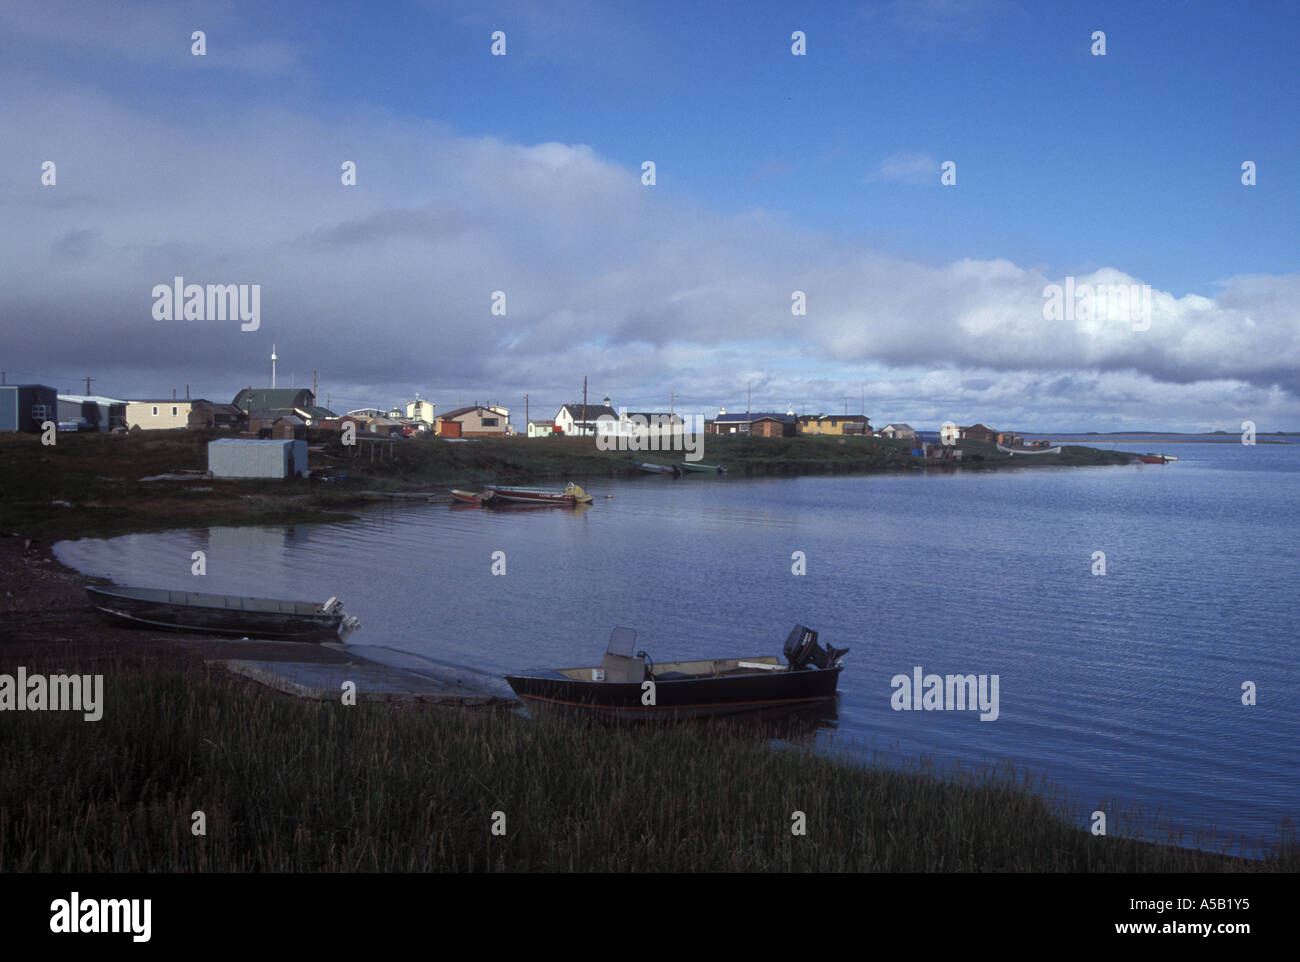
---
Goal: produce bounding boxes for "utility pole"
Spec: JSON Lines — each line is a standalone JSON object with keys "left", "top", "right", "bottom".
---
{"left": 670, "top": 392, "right": 674, "bottom": 416}
{"left": 313, "top": 369, "right": 318, "bottom": 402}
{"left": 582, "top": 376, "right": 587, "bottom": 438}
{"left": 271, "top": 345, "right": 277, "bottom": 389}
{"left": 861, "top": 383, "right": 865, "bottom": 415}
{"left": 83, "top": 376, "right": 94, "bottom": 395}
{"left": 525, "top": 393, "right": 529, "bottom": 429}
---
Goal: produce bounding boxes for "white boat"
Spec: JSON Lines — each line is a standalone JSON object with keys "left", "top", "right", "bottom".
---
{"left": 997, "top": 444, "right": 1062, "bottom": 455}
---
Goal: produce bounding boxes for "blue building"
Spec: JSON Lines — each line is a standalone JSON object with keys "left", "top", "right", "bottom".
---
{"left": 0, "top": 384, "right": 58, "bottom": 432}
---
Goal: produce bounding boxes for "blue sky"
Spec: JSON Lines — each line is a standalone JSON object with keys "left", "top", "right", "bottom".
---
{"left": 3, "top": 0, "right": 1298, "bottom": 430}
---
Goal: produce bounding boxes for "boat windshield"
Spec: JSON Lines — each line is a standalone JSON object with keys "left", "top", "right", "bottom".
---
{"left": 607, "top": 626, "right": 637, "bottom": 656}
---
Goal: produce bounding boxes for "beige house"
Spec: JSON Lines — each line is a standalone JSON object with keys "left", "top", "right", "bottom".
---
{"left": 436, "top": 405, "right": 509, "bottom": 438}
{"left": 126, "top": 398, "right": 201, "bottom": 429}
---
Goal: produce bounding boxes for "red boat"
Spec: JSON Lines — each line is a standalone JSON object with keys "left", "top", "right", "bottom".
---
{"left": 450, "top": 489, "right": 495, "bottom": 504}
{"left": 483, "top": 482, "right": 592, "bottom": 505}
{"left": 1137, "top": 454, "right": 1172, "bottom": 464}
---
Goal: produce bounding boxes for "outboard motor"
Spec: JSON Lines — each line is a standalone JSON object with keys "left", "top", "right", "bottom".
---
{"left": 783, "top": 625, "right": 849, "bottom": 669}
{"left": 784, "top": 625, "right": 819, "bottom": 668}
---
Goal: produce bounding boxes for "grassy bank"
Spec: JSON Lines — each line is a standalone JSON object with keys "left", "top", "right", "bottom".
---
{"left": 0, "top": 430, "right": 1132, "bottom": 540}
{"left": 0, "top": 636, "right": 1290, "bottom": 872}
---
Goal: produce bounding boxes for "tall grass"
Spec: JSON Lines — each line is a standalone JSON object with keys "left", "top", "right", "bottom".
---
{"left": 1, "top": 643, "right": 1292, "bottom": 872}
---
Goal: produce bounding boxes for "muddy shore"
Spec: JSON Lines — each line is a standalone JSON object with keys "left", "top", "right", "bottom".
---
{"left": 0, "top": 535, "right": 509, "bottom": 707}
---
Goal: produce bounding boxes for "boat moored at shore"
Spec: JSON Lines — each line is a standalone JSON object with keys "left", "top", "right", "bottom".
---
{"left": 484, "top": 482, "right": 593, "bottom": 505}
{"left": 997, "top": 444, "right": 1062, "bottom": 456}
{"left": 85, "top": 585, "right": 360, "bottom": 641}
{"left": 506, "top": 624, "right": 846, "bottom": 721}
{"left": 450, "top": 488, "right": 495, "bottom": 504}
{"left": 635, "top": 462, "right": 681, "bottom": 476}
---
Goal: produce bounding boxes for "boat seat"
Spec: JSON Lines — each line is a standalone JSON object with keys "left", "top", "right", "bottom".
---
{"left": 600, "top": 652, "right": 645, "bottom": 684}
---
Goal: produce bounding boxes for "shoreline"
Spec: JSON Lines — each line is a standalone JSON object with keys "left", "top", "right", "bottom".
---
{"left": 1, "top": 430, "right": 1133, "bottom": 542}
{"left": 3, "top": 537, "right": 1294, "bottom": 870}
{"left": 5, "top": 437, "right": 1293, "bottom": 870}
{"left": 2, "top": 536, "right": 511, "bottom": 708}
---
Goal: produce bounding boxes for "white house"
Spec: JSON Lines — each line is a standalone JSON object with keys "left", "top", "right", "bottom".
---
{"left": 879, "top": 423, "right": 916, "bottom": 440}
{"left": 555, "top": 402, "right": 618, "bottom": 437}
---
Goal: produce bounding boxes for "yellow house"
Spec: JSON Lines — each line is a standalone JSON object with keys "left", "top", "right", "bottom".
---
{"left": 796, "top": 414, "right": 871, "bottom": 436}
{"left": 126, "top": 398, "right": 200, "bottom": 429}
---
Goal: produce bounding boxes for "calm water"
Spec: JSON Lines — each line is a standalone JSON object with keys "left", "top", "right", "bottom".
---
{"left": 57, "top": 437, "right": 1299, "bottom": 855}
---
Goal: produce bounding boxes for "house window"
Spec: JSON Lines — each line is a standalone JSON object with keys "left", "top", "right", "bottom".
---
{"left": 32, "top": 404, "right": 51, "bottom": 422}
{"left": 482, "top": 418, "right": 498, "bottom": 427}
{"left": 171, "top": 406, "right": 178, "bottom": 417}
{"left": 152, "top": 406, "right": 159, "bottom": 416}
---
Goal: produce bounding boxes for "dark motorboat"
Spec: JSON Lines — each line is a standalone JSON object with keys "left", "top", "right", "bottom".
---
{"left": 635, "top": 462, "right": 680, "bottom": 476}
{"left": 85, "top": 585, "right": 360, "bottom": 641}
{"left": 505, "top": 625, "right": 847, "bottom": 721}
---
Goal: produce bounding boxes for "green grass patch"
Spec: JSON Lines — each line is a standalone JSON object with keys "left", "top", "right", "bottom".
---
{"left": 0, "top": 642, "right": 1290, "bottom": 872}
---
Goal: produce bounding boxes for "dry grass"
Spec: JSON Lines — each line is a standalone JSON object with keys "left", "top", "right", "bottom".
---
{"left": 1, "top": 642, "right": 1292, "bottom": 872}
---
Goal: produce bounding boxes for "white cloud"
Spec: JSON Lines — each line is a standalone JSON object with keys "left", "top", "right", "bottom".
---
{"left": 865, "top": 151, "right": 939, "bottom": 186}
{"left": 2, "top": 62, "right": 1297, "bottom": 431}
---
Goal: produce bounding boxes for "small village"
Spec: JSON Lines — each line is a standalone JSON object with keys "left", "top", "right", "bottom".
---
{"left": 1, "top": 373, "right": 1055, "bottom": 479}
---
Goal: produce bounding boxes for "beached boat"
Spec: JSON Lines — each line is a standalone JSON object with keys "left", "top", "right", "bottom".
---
{"left": 484, "top": 482, "right": 592, "bottom": 505}
{"left": 635, "top": 462, "right": 680, "bottom": 476}
{"left": 84, "top": 585, "right": 360, "bottom": 640}
{"left": 450, "top": 488, "right": 495, "bottom": 504}
{"left": 997, "top": 444, "right": 1062, "bottom": 455}
{"left": 677, "top": 462, "right": 726, "bottom": 474}
{"left": 505, "top": 624, "right": 847, "bottom": 721}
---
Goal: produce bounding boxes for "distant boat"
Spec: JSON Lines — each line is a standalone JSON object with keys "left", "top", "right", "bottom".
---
{"left": 1137, "top": 453, "right": 1175, "bottom": 464}
{"left": 997, "top": 444, "right": 1062, "bottom": 455}
{"left": 450, "top": 488, "right": 495, "bottom": 504}
{"left": 678, "top": 462, "right": 726, "bottom": 474}
{"left": 635, "top": 462, "right": 680, "bottom": 476}
{"left": 85, "top": 585, "right": 359, "bottom": 641}
{"left": 484, "top": 482, "right": 593, "bottom": 505}
{"left": 505, "top": 624, "right": 846, "bottom": 722}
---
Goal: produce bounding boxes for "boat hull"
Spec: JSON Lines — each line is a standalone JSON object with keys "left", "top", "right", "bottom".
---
{"left": 678, "top": 462, "right": 725, "bottom": 474}
{"left": 635, "top": 463, "right": 680, "bottom": 476}
{"left": 484, "top": 484, "right": 592, "bottom": 504}
{"left": 85, "top": 586, "right": 349, "bottom": 641}
{"left": 997, "top": 444, "right": 1062, "bottom": 455}
{"left": 450, "top": 489, "right": 493, "bottom": 504}
{"left": 505, "top": 665, "right": 841, "bottom": 721}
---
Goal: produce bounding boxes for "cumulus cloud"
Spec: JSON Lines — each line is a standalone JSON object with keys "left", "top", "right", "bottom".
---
{"left": 1, "top": 20, "right": 1296, "bottom": 430}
